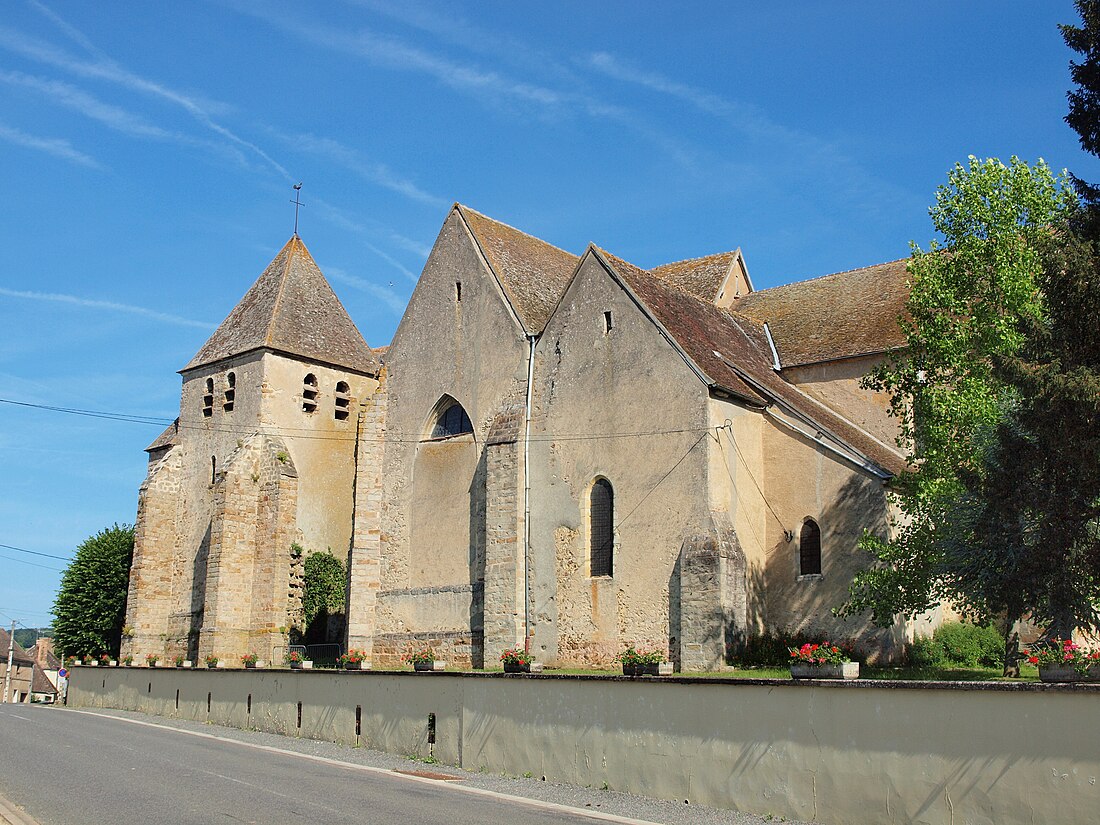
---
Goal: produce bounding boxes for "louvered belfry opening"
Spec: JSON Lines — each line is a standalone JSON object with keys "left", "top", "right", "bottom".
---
{"left": 202, "top": 377, "right": 214, "bottom": 417}
{"left": 334, "top": 380, "right": 351, "bottom": 421}
{"left": 800, "top": 519, "right": 822, "bottom": 575}
{"left": 302, "top": 373, "right": 318, "bottom": 413}
{"left": 223, "top": 371, "right": 235, "bottom": 412}
{"left": 590, "top": 478, "right": 614, "bottom": 577}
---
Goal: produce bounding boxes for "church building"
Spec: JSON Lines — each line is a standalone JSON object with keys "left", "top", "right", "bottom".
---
{"left": 122, "top": 204, "right": 922, "bottom": 671}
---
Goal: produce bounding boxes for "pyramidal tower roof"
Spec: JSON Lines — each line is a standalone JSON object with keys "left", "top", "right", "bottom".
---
{"left": 182, "top": 236, "right": 377, "bottom": 375}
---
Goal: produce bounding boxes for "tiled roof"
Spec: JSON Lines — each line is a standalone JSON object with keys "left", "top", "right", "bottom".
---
{"left": 650, "top": 250, "right": 739, "bottom": 303}
{"left": 31, "top": 667, "right": 57, "bottom": 696}
{"left": 595, "top": 249, "right": 907, "bottom": 477}
{"left": 735, "top": 259, "right": 910, "bottom": 367}
{"left": 145, "top": 418, "right": 180, "bottom": 453}
{"left": 183, "top": 236, "right": 378, "bottom": 375}
{"left": 0, "top": 628, "right": 33, "bottom": 666}
{"left": 31, "top": 641, "right": 62, "bottom": 670}
{"left": 458, "top": 205, "right": 578, "bottom": 334}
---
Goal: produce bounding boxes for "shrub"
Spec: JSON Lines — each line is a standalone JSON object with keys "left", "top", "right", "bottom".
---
{"left": 906, "top": 622, "right": 1003, "bottom": 668}
{"left": 733, "top": 630, "right": 863, "bottom": 667}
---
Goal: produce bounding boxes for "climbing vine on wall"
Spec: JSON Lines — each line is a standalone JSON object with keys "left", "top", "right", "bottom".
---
{"left": 301, "top": 549, "right": 347, "bottom": 644}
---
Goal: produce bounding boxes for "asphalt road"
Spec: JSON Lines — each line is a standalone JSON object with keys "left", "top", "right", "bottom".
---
{"left": 0, "top": 705, "right": 806, "bottom": 825}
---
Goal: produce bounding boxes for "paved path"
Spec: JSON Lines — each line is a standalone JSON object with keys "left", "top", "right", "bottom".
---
{"left": 0, "top": 705, "right": 808, "bottom": 825}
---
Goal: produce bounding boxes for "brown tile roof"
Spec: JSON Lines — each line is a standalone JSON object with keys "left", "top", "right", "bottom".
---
{"left": 0, "top": 628, "right": 34, "bottom": 666}
{"left": 183, "top": 236, "right": 378, "bottom": 375}
{"left": 650, "top": 250, "right": 739, "bottom": 303}
{"left": 31, "top": 667, "right": 57, "bottom": 696}
{"left": 735, "top": 259, "right": 910, "bottom": 367}
{"left": 145, "top": 418, "right": 180, "bottom": 453}
{"left": 595, "top": 249, "right": 907, "bottom": 476}
{"left": 458, "top": 205, "right": 578, "bottom": 334}
{"left": 31, "top": 641, "right": 62, "bottom": 670}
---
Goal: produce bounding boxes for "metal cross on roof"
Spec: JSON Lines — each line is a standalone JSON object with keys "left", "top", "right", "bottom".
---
{"left": 291, "top": 182, "right": 304, "bottom": 237}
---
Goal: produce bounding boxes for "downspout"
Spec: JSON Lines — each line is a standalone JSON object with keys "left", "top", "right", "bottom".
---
{"left": 523, "top": 334, "right": 537, "bottom": 650}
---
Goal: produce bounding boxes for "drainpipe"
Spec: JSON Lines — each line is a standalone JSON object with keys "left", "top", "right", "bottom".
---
{"left": 522, "top": 335, "right": 536, "bottom": 650}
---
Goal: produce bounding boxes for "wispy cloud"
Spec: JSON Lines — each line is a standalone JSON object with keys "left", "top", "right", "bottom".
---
{"left": 310, "top": 197, "right": 427, "bottom": 282}
{"left": 0, "top": 15, "right": 290, "bottom": 178}
{"left": 0, "top": 121, "right": 100, "bottom": 167}
{"left": 323, "top": 265, "right": 408, "bottom": 316}
{"left": 281, "top": 132, "right": 447, "bottom": 208}
{"left": 0, "top": 287, "right": 215, "bottom": 329}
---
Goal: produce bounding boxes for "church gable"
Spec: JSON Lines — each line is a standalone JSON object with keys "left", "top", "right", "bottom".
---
{"left": 651, "top": 248, "right": 753, "bottom": 308}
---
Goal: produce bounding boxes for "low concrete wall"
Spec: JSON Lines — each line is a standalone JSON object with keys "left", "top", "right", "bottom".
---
{"left": 69, "top": 667, "right": 1099, "bottom": 825}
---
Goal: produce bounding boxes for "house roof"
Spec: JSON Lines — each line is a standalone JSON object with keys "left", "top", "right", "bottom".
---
{"left": 0, "top": 628, "right": 34, "bottom": 666}
{"left": 31, "top": 667, "right": 57, "bottom": 696}
{"left": 594, "top": 248, "right": 907, "bottom": 477}
{"left": 734, "top": 258, "right": 910, "bottom": 367}
{"left": 650, "top": 250, "right": 740, "bottom": 303}
{"left": 145, "top": 418, "right": 180, "bottom": 454}
{"left": 182, "top": 236, "right": 378, "bottom": 375}
{"left": 458, "top": 205, "right": 578, "bottom": 334}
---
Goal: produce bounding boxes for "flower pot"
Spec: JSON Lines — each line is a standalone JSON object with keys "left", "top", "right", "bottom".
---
{"left": 503, "top": 661, "right": 530, "bottom": 673}
{"left": 790, "top": 662, "right": 860, "bottom": 680}
{"left": 289, "top": 661, "right": 313, "bottom": 670}
{"left": 1039, "top": 664, "right": 1084, "bottom": 683}
{"left": 414, "top": 661, "right": 445, "bottom": 672}
{"left": 108, "top": 660, "right": 118, "bottom": 667}
{"left": 344, "top": 661, "right": 370, "bottom": 670}
{"left": 243, "top": 661, "right": 257, "bottom": 669}
{"left": 622, "top": 663, "right": 671, "bottom": 677}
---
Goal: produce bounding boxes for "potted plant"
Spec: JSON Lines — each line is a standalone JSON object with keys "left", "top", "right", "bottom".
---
{"left": 789, "top": 642, "right": 859, "bottom": 680}
{"left": 204, "top": 654, "right": 221, "bottom": 669}
{"left": 339, "top": 649, "right": 371, "bottom": 670}
{"left": 174, "top": 654, "right": 192, "bottom": 668}
{"left": 1025, "top": 638, "right": 1094, "bottom": 683}
{"left": 122, "top": 655, "right": 133, "bottom": 667}
{"left": 99, "top": 654, "right": 115, "bottom": 667}
{"left": 83, "top": 654, "right": 98, "bottom": 667}
{"left": 616, "top": 644, "right": 672, "bottom": 676}
{"left": 145, "top": 653, "right": 159, "bottom": 668}
{"left": 240, "top": 652, "right": 261, "bottom": 669}
{"left": 500, "top": 647, "right": 543, "bottom": 674}
{"left": 286, "top": 650, "right": 313, "bottom": 670}
{"left": 404, "top": 646, "right": 444, "bottom": 672}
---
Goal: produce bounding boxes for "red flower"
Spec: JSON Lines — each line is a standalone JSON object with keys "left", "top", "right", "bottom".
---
{"left": 1028, "top": 656, "right": 1039, "bottom": 664}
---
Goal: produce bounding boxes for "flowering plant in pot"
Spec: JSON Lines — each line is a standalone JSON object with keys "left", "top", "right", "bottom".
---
{"left": 1024, "top": 638, "right": 1095, "bottom": 682}
{"left": 174, "top": 654, "right": 191, "bottom": 668}
{"left": 99, "top": 654, "right": 113, "bottom": 667}
{"left": 122, "top": 655, "right": 133, "bottom": 667}
{"left": 788, "top": 642, "right": 858, "bottom": 679}
{"left": 616, "top": 644, "right": 670, "bottom": 676}
{"left": 404, "top": 646, "right": 443, "bottom": 671}
{"left": 145, "top": 653, "right": 159, "bottom": 667}
{"left": 286, "top": 650, "right": 312, "bottom": 669}
{"left": 83, "top": 654, "right": 97, "bottom": 666}
{"left": 339, "top": 649, "right": 370, "bottom": 670}
{"left": 204, "top": 654, "right": 220, "bottom": 669}
{"left": 500, "top": 647, "right": 538, "bottom": 673}
{"left": 240, "top": 652, "right": 259, "bottom": 668}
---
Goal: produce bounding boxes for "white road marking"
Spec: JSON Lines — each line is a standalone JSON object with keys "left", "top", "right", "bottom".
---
{"left": 59, "top": 707, "right": 665, "bottom": 824}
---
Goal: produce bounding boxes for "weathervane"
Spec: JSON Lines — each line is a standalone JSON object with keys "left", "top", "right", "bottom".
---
{"left": 291, "top": 182, "right": 304, "bottom": 237}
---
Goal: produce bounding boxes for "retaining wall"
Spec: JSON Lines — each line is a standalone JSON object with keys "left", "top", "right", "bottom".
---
{"left": 68, "top": 667, "right": 1100, "bottom": 825}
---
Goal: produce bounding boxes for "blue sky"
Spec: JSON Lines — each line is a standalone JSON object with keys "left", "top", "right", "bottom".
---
{"left": 0, "top": 1, "right": 1094, "bottom": 629}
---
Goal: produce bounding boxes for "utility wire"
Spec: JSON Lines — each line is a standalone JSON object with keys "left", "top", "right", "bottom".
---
{"left": 0, "top": 553, "right": 64, "bottom": 572}
{"left": 0, "top": 543, "right": 71, "bottom": 562}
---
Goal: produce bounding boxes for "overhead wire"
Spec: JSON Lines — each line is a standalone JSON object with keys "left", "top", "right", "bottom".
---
{"left": 0, "top": 543, "right": 71, "bottom": 562}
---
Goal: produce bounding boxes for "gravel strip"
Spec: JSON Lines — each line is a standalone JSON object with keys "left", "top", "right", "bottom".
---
{"left": 64, "top": 705, "right": 813, "bottom": 825}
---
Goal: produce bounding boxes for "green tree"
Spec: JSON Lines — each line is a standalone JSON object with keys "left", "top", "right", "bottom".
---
{"left": 301, "top": 550, "right": 346, "bottom": 645}
{"left": 1063, "top": 0, "right": 1100, "bottom": 201}
{"left": 51, "top": 524, "right": 134, "bottom": 659}
{"left": 837, "top": 158, "right": 1077, "bottom": 661}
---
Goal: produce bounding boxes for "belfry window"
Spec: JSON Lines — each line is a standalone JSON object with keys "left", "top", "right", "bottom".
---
{"left": 799, "top": 519, "right": 822, "bottom": 576}
{"left": 223, "top": 372, "right": 235, "bottom": 412}
{"left": 590, "top": 478, "right": 614, "bottom": 577}
{"left": 202, "top": 377, "right": 214, "bottom": 418}
{"left": 302, "top": 373, "right": 318, "bottom": 413}
{"left": 431, "top": 401, "right": 473, "bottom": 439}
{"left": 334, "top": 381, "right": 351, "bottom": 421}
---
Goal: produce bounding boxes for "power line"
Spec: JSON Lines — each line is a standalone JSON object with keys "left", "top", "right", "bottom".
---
{"left": 0, "top": 553, "right": 64, "bottom": 572}
{"left": 0, "top": 397, "right": 171, "bottom": 426}
{"left": 0, "top": 543, "right": 71, "bottom": 562}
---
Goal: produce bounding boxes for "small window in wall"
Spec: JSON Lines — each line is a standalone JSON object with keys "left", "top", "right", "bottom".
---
{"left": 799, "top": 519, "right": 822, "bottom": 576}
{"left": 431, "top": 401, "right": 473, "bottom": 439}
{"left": 211, "top": 455, "right": 217, "bottom": 484}
{"left": 590, "top": 478, "right": 614, "bottom": 577}
{"left": 455, "top": 281, "right": 462, "bottom": 302}
{"left": 604, "top": 311, "right": 613, "bottom": 334}
{"left": 302, "top": 373, "right": 318, "bottom": 413}
{"left": 202, "top": 378, "right": 214, "bottom": 417}
{"left": 223, "top": 372, "right": 235, "bottom": 412}
{"left": 334, "top": 381, "right": 351, "bottom": 421}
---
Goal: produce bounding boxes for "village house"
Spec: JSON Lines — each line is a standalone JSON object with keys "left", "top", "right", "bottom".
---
{"left": 122, "top": 205, "right": 924, "bottom": 671}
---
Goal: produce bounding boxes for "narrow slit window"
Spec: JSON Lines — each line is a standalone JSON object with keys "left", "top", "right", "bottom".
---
{"left": 799, "top": 519, "right": 822, "bottom": 576}
{"left": 203, "top": 377, "right": 214, "bottom": 417}
{"left": 455, "top": 281, "right": 462, "bottom": 302}
{"left": 223, "top": 372, "right": 235, "bottom": 412}
{"left": 590, "top": 478, "right": 614, "bottom": 577}
{"left": 302, "top": 373, "right": 318, "bottom": 413}
{"left": 211, "top": 455, "right": 217, "bottom": 484}
{"left": 334, "top": 380, "right": 351, "bottom": 421}
{"left": 604, "top": 311, "right": 613, "bottom": 334}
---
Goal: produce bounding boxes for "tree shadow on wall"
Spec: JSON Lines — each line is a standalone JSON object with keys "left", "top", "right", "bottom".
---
{"left": 187, "top": 523, "right": 211, "bottom": 660}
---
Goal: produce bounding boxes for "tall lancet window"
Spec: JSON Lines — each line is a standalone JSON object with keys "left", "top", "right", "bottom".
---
{"left": 590, "top": 478, "right": 614, "bottom": 578}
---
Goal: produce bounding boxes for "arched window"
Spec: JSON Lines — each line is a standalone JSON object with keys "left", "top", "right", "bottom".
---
{"left": 431, "top": 401, "right": 473, "bottom": 439}
{"left": 590, "top": 478, "right": 614, "bottom": 577}
{"left": 302, "top": 373, "right": 318, "bottom": 413}
{"left": 223, "top": 372, "right": 235, "bottom": 412}
{"left": 334, "top": 380, "right": 351, "bottom": 421}
{"left": 799, "top": 519, "right": 822, "bottom": 576}
{"left": 210, "top": 455, "right": 217, "bottom": 484}
{"left": 202, "top": 377, "right": 214, "bottom": 418}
